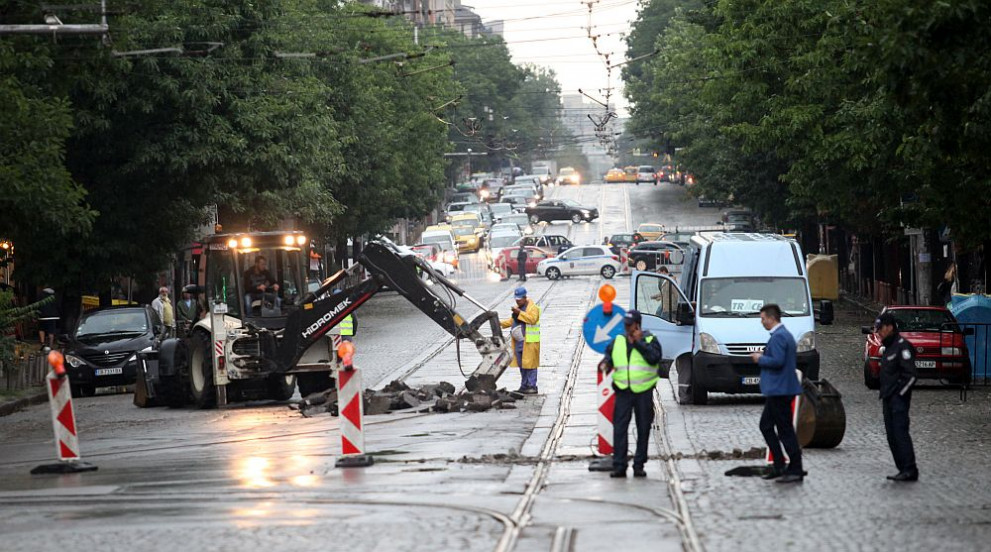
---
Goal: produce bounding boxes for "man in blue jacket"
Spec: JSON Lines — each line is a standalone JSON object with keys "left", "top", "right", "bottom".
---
{"left": 749, "top": 304, "right": 805, "bottom": 484}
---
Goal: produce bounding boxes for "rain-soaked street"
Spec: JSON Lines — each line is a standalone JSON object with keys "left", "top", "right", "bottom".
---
{"left": 4, "top": 182, "right": 991, "bottom": 552}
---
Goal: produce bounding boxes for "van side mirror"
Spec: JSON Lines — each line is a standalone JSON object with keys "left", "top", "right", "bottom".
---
{"left": 861, "top": 325, "right": 874, "bottom": 335}
{"left": 676, "top": 302, "right": 695, "bottom": 326}
{"left": 816, "top": 300, "right": 834, "bottom": 325}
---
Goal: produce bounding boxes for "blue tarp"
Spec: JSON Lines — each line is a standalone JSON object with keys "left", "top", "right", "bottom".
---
{"left": 949, "top": 294, "right": 991, "bottom": 381}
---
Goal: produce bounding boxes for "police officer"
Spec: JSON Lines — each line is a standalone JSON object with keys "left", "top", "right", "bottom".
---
{"left": 600, "top": 310, "right": 664, "bottom": 478}
{"left": 876, "top": 312, "right": 919, "bottom": 482}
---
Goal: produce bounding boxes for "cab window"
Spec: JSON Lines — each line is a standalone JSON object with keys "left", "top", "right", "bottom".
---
{"left": 636, "top": 273, "right": 686, "bottom": 323}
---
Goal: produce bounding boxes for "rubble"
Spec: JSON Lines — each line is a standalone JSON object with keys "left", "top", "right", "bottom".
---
{"left": 291, "top": 379, "right": 525, "bottom": 417}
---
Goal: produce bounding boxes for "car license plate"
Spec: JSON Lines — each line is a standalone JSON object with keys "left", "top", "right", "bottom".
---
{"left": 741, "top": 376, "right": 760, "bottom": 385}
{"left": 915, "top": 360, "right": 936, "bottom": 369}
{"left": 94, "top": 367, "right": 123, "bottom": 376}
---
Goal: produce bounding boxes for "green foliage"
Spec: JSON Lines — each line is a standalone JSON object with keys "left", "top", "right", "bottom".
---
{"left": 623, "top": 0, "right": 991, "bottom": 246}
{"left": 0, "top": 290, "right": 51, "bottom": 363}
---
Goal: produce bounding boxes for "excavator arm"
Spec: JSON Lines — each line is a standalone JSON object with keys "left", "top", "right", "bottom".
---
{"left": 275, "top": 240, "right": 511, "bottom": 391}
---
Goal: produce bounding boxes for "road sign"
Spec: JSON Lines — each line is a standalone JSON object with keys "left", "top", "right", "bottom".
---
{"left": 583, "top": 303, "right": 627, "bottom": 354}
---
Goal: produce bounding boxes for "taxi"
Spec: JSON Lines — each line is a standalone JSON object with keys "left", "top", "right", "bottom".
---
{"left": 637, "top": 222, "right": 666, "bottom": 241}
{"left": 605, "top": 168, "right": 626, "bottom": 183}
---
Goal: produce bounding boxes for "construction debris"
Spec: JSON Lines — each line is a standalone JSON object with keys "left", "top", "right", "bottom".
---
{"left": 291, "top": 379, "right": 524, "bottom": 417}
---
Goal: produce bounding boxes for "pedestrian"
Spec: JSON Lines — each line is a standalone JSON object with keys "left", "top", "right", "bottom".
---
{"left": 935, "top": 262, "right": 958, "bottom": 307}
{"left": 749, "top": 304, "right": 805, "bottom": 483}
{"left": 37, "top": 287, "right": 59, "bottom": 350}
{"left": 500, "top": 287, "right": 540, "bottom": 394}
{"left": 151, "top": 286, "right": 175, "bottom": 337}
{"left": 650, "top": 266, "right": 673, "bottom": 319}
{"left": 600, "top": 310, "right": 664, "bottom": 478}
{"left": 516, "top": 243, "right": 528, "bottom": 282}
{"left": 875, "top": 312, "right": 919, "bottom": 482}
{"left": 175, "top": 286, "right": 202, "bottom": 336}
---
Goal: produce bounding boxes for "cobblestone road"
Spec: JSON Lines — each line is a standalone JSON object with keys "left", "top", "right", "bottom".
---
{"left": 661, "top": 301, "right": 991, "bottom": 551}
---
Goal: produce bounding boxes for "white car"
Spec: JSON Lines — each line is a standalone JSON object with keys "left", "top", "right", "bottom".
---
{"left": 537, "top": 245, "right": 621, "bottom": 280}
{"left": 636, "top": 165, "right": 657, "bottom": 184}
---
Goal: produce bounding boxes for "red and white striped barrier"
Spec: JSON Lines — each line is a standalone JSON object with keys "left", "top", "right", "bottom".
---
{"left": 589, "top": 368, "right": 616, "bottom": 471}
{"left": 620, "top": 248, "right": 631, "bottom": 274}
{"left": 31, "top": 351, "right": 97, "bottom": 474}
{"left": 335, "top": 342, "right": 373, "bottom": 468}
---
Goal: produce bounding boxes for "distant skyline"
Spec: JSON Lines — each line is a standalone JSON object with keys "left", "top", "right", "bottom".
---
{"left": 466, "top": 0, "right": 639, "bottom": 117}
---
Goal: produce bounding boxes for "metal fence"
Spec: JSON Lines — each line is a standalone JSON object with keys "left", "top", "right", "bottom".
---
{"left": 0, "top": 353, "right": 49, "bottom": 393}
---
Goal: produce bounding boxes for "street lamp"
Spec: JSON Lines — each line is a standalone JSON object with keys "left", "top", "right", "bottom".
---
{"left": 467, "top": 148, "right": 473, "bottom": 181}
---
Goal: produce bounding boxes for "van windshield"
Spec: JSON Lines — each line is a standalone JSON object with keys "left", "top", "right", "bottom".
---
{"left": 699, "top": 277, "right": 810, "bottom": 317}
{"left": 422, "top": 234, "right": 453, "bottom": 251}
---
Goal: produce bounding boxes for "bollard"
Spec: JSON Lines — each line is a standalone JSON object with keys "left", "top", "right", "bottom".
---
{"left": 335, "top": 342, "right": 373, "bottom": 468}
{"left": 588, "top": 367, "right": 616, "bottom": 471}
{"left": 31, "top": 352, "right": 97, "bottom": 474}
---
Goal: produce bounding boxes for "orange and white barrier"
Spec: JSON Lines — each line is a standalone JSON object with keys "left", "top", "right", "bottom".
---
{"left": 335, "top": 342, "right": 373, "bottom": 468}
{"left": 589, "top": 367, "right": 617, "bottom": 471}
{"left": 31, "top": 351, "right": 97, "bottom": 474}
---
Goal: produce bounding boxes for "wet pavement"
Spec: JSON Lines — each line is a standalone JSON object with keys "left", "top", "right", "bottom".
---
{"left": 4, "top": 182, "right": 989, "bottom": 551}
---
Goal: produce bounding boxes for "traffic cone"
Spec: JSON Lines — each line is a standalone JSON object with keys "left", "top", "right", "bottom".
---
{"left": 335, "top": 342, "right": 373, "bottom": 468}
{"left": 31, "top": 351, "right": 97, "bottom": 474}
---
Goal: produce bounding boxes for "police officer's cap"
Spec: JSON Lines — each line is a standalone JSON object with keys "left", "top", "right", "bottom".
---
{"left": 877, "top": 312, "right": 899, "bottom": 330}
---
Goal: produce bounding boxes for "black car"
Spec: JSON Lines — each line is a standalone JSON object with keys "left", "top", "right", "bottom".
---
{"left": 603, "top": 233, "right": 645, "bottom": 256}
{"left": 62, "top": 306, "right": 163, "bottom": 397}
{"left": 627, "top": 241, "right": 686, "bottom": 271}
{"left": 525, "top": 199, "right": 599, "bottom": 224}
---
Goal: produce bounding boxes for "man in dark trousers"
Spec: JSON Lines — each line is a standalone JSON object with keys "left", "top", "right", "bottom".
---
{"left": 749, "top": 304, "right": 805, "bottom": 483}
{"left": 876, "top": 312, "right": 919, "bottom": 482}
{"left": 600, "top": 310, "right": 664, "bottom": 478}
{"left": 516, "top": 243, "right": 528, "bottom": 282}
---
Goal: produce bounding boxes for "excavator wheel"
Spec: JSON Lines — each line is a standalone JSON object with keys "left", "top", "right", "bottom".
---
{"left": 189, "top": 331, "right": 216, "bottom": 409}
{"left": 267, "top": 374, "right": 297, "bottom": 401}
{"left": 298, "top": 372, "right": 335, "bottom": 396}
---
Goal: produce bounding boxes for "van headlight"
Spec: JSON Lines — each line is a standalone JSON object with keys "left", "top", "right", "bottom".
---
{"left": 65, "top": 354, "right": 86, "bottom": 368}
{"left": 796, "top": 331, "right": 816, "bottom": 353}
{"left": 699, "top": 332, "right": 720, "bottom": 354}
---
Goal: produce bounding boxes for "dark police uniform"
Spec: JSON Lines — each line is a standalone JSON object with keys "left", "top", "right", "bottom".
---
{"left": 879, "top": 329, "right": 918, "bottom": 479}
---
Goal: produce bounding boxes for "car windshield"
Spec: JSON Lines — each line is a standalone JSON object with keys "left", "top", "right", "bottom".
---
{"left": 447, "top": 203, "right": 468, "bottom": 212}
{"left": 560, "top": 168, "right": 575, "bottom": 175}
{"left": 888, "top": 309, "right": 957, "bottom": 331}
{"left": 490, "top": 234, "right": 519, "bottom": 248}
{"left": 640, "top": 225, "right": 663, "bottom": 233}
{"left": 452, "top": 218, "right": 476, "bottom": 228}
{"left": 560, "top": 199, "right": 581, "bottom": 207}
{"left": 490, "top": 204, "right": 512, "bottom": 215}
{"left": 453, "top": 227, "right": 474, "bottom": 237}
{"left": 463, "top": 204, "right": 483, "bottom": 213}
{"left": 699, "top": 277, "right": 811, "bottom": 317}
{"left": 638, "top": 166, "right": 655, "bottom": 172}
{"left": 77, "top": 310, "right": 148, "bottom": 337}
{"left": 422, "top": 235, "right": 453, "bottom": 251}
{"left": 501, "top": 214, "right": 529, "bottom": 226}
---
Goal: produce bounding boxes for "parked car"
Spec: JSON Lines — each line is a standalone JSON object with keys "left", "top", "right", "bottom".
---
{"left": 498, "top": 213, "right": 534, "bottom": 235}
{"left": 721, "top": 208, "right": 755, "bottom": 231}
{"left": 411, "top": 243, "right": 442, "bottom": 263}
{"left": 862, "top": 306, "right": 973, "bottom": 389}
{"left": 627, "top": 241, "right": 686, "bottom": 272}
{"left": 421, "top": 226, "right": 459, "bottom": 268}
{"left": 487, "top": 230, "right": 523, "bottom": 269}
{"left": 556, "top": 167, "right": 581, "bottom": 185}
{"left": 62, "top": 306, "right": 163, "bottom": 397}
{"left": 493, "top": 246, "right": 553, "bottom": 277}
{"left": 525, "top": 199, "right": 599, "bottom": 224}
{"left": 605, "top": 168, "right": 626, "bottom": 183}
{"left": 513, "top": 234, "right": 574, "bottom": 256}
{"left": 452, "top": 225, "right": 481, "bottom": 253}
{"left": 637, "top": 222, "right": 666, "bottom": 241}
{"left": 537, "top": 245, "right": 621, "bottom": 280}
{"left": 603, "top": 232, "right": 646, "bottom": 256}
{"left": 636, "top": 165, "right": 657, "bottom": 185}
{"left": 450, "top": 192, "right": 479, "bottom": 205}
{"left": 488, "top": 202, "right": 514, "bottom": 222}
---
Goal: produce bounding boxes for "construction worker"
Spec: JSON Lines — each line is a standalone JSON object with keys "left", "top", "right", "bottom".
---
{"left": 600, "top": 310, "right": 664, "bottom": 478}
{"left": 501, "top": 287, "right": 540, "bottom": 394}
{"left": 332, "top": 289, "right": 355, "bottom": 343}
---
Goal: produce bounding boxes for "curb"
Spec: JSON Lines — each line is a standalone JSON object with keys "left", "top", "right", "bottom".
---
{"left": 0, "top": 390, "right": 48, "bottom": 417}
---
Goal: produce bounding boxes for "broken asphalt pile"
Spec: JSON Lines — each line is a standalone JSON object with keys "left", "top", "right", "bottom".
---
{"left": 292, "top": 379, "right": 524, "bottom": 417}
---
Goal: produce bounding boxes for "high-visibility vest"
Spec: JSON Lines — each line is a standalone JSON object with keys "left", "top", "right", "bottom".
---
{"left": 611, "top": 335, "right": 659, "bottom": 393}
{"left": 340, "top": 315, "right": 354, "bottom": 336}
{"left": 525, "top": 305, "right": 540, "bottom": 343}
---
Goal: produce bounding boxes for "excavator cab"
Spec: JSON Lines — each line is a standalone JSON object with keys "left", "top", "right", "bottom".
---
{"left": 201, "top": 232, "right": 310, "bottom": 328}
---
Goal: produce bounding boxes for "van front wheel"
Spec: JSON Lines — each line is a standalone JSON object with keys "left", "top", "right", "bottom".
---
{"left": 690, "top": 368, "right": 708, "bottom": 405}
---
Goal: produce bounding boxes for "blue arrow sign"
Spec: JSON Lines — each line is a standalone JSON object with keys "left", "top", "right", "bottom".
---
{"left": 583, "top": 303, "right": 627, "bottom": 354}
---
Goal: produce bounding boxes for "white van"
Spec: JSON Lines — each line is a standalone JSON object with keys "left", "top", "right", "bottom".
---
{"left": 421, "top": 227, "right": 459, "bottom": 268}
{"left": 631, "top": 233, "right": 830, "bottom": 405}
